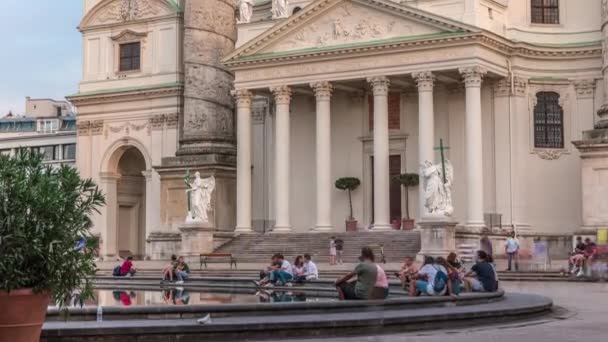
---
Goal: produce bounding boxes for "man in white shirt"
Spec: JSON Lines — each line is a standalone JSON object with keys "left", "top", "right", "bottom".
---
{"left": 505, "top": 232, "right": 520, "bottom": 271}
{"left": 303, "top": 254, "right": 319, "bottom": 280}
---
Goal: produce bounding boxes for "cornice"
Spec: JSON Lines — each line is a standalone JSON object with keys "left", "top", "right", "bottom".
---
{"left": 68, "top": 83, "right": 184, "bottom": 106}
{"left": 225, "top": 32, "right": 602, "bottom": 69}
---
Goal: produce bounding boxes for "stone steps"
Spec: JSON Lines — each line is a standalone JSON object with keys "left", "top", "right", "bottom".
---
{"left": 213, "top": 231, "right": 421, "bottom": 263}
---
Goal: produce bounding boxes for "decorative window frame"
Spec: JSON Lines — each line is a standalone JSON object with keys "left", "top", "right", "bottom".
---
{"left": 111, "top": 29, "right": 147, "bottom": 77}
{"left": 528, "top": 82, "right": 571, "bottom": 160}
{"left": 527, "top": 0, "right": 565, "bottom": 27}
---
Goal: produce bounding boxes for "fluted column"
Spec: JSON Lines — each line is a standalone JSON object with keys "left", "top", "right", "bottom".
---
{"left": 367, "top": 76, "right": 392, "bottom": 231}
{"left": 271, "top": 86, "right": 293, "bottom": 232}
{"left": 311, "top": 81, "right": 334, "bottom": 231}
{"left": 413, "top": 71, "right": 436, "bottom": 220}
{"left": 460, "top": 66, "right": 487, "bottom": 230}
{"left": 233, "top": 89, "right": 254, "bottom": 233}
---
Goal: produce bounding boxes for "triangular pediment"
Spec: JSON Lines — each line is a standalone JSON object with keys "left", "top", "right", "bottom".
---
{"left": 225, "top": 0, "right": 478, "bottom": 62}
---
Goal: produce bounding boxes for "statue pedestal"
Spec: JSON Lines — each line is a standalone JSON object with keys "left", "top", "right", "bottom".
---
{"left": 146, "top": 231, "right": 182, "bottom": 261}
{"left": 178, "top": 222, "right": 216, "bottom": 264}
{"left": 417, "top": 220, "right": 457, "bottom": 261}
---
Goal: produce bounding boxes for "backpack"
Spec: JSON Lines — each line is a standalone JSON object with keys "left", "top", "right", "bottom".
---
{"left": 112, "top": 265, "right": 122, "bottom": 277}
{"left": 432, "top": 266, "right": 449, "bottom": 293}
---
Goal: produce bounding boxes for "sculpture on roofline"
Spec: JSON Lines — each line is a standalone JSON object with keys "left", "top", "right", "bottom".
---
{"left": 238, "top": 0, "right": 254, "bottom": 23}
{"left": 272, "top": 0, "right": 289, "bottom": 19}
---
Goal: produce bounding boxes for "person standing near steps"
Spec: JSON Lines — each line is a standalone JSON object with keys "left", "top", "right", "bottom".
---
{"left": 335, "top": 237, "right": 344, "bottom": 265}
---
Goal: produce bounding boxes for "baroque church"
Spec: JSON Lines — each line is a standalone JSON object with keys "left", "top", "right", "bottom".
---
{"left": 69, "top": 0, "right": 608, "bottom": 261}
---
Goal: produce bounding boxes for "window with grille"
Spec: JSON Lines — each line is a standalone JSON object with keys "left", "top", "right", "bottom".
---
{"left": 531, "top": 0, "right": 559, "bottom": 24}
{"left": 534, "top": 92, "right": 564, "bottom": 149}
{"left": 119, "top": 42, "right": 141, "bottom": 72}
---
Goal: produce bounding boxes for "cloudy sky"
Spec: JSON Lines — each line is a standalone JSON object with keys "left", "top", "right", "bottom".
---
{"left": 0, "top": 0, "right": 82, "bottom": 115}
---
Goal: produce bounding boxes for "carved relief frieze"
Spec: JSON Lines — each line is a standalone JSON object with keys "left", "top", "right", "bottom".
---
{"left": 149, "top": 114, "right": 166, "bottom": 130}
{"left": 536, "top": 149, "right": 565, "bottom": 160}
{"left": 94, "top": 0, "right": 164, "bottom": 25}
{"left": 111, "top": 29, "right": 148, "bottom": 43}
{"left": 105, "top": 120, "right": 151, "bottom": 138}
{"left": 77, "top": 120, "right": 91, "bottom": 135}
{"left": 165, "top": 113, "right": 178, "bottom": 128}
{"left": 267, "top": 2, "right": 438, "bottom": 52}
{"left": 494, "top": 76, "right": 528, "bottom": 97}
{"left": 90, "top": 120, "right": 104, "bottom": 136}
{"left": 573, "top": 79, "right": 596, "bottom": 99}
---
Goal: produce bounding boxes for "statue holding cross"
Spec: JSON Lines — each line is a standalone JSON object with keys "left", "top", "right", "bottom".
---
{"left": 421, "top": 139, "right": 454, "bottom": 217}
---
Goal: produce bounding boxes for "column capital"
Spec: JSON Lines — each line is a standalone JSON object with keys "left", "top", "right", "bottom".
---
{"left": 573, "top": 79, "right": 596, "bottom": 99}
{"left": 412, "top": 71, "right": 435, "bottom": 92}
{"left": 310, "top": 81, "right": 333, "bottom": 100}
{"left": 231, "top": 89, "right": 253, "bottom": 107}
{"left": 367, "top": 76, "right": 390, "bottom": 96}
{"left": 494, "top": 76, "right": 528, "bottom": 98}
{"left": 270, "top": 85, "right": 292, "bottom": 105}
{"left": 459, "top": 66, "right": 487, "bottom": 87}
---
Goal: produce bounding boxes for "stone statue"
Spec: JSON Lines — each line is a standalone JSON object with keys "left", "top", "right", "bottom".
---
{"left": 238, "top": 0, "right": 254, "bottom": 23}
{"left": 421, "top": 160, "right": 454, "bottom": 217}
{"left": 185, "top": 172, "right": 216, "bottom": 223}
{"left": 271, "top": 0, "right": 288, "bottom": 19}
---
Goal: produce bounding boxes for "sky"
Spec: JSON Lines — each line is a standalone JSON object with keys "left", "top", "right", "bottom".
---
{"left": 0, "top": 0, "right": 82, "bottom": 116}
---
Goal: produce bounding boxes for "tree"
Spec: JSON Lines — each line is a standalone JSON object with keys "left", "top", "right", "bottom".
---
{"left": 395, "top": 173, "right": 419, "bottom": 220}
{"left": 334, "top": 177, "right": 361, "bottom": 220}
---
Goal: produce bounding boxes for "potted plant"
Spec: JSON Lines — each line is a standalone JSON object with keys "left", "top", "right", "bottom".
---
{"left": 0, "top": 150, "right": 105, "bottom": 341}
{"left": 335, "top": 177, "right": 361, "bottom": 232}
{"left": 395, "top": 173, "right": 419, "bottom": 230}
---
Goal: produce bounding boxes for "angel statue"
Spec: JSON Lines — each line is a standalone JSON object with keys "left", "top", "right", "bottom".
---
{"left": 271, "top": 0, "right": 289, "bottom": 19}
{"left": 185, "top": 171, "right": 216, "bottom": 223}
{"left": 237, "top": 0, "right": 254, "bottom": 23}
{"left": 420, "top": 159, "right": 454, "bottom": 217}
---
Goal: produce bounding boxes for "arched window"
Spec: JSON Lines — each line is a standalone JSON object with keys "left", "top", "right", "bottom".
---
{"left": 534, "top": 92, "right": 564, "bottom": 149}
{"left": 531, "top": 0, "right": 559, "bottom": 24}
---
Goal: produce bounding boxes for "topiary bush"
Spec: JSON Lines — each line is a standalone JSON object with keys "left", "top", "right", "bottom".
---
{"left": 335, "top": 177, "right": 361, "bottom": 220}
{"left": 0, "top": 150, "right": 105, "bottom": 309}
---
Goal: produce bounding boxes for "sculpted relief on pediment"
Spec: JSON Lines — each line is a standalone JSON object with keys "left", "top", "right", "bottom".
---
{"left": 90, "top": 0, "right": 169, "bottom": 26}
{"left": 264, "top": 2, "right": 442, "bottom": 53}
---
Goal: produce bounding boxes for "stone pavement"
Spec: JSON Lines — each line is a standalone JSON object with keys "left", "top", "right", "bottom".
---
{"left": 288, "top": 281, "right": 608, "bottom": 342}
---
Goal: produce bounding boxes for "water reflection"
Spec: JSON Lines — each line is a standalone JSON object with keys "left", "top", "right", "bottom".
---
{"left": 162, "top": 288, "right": 191, "bottom": 305}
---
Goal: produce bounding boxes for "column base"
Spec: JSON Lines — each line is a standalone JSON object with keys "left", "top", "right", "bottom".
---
{"left": 272, "top": 226, "right": 293, "bottom": 233}
{"left": 416, "top": 221, "right": 457, "bottom": 262}
{"left": 372, "top": 224, "right": 393, "bottom": 231}
{"left": 234, "top": 227, "right": 255, "bottom": 234}
{"left": 312, "top": 225, "right": 334, "bottom": 232}
{"left": 463, "top": 222, "right": 486, "bottom": 234}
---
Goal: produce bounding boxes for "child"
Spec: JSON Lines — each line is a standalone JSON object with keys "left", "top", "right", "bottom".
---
{"left": 329, "top": 237, "right": 337, "bottom": 265}
{"left": 395, "top": 257, "right": 418, "bottom": 290}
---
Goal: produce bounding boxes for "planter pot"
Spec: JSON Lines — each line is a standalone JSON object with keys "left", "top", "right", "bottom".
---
{"left": 0, "top": 289, "right": 50, "bottom": 342}
{"left": 345, "top": 219, "right": 358, "bottom": 232}
{"left": 402, "top": 219, "right": 415, "bottom": 230}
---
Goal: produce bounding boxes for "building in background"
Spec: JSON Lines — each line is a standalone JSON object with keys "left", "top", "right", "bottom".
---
{"left": 0, "top": 97, "right": 77, "bottom": 167}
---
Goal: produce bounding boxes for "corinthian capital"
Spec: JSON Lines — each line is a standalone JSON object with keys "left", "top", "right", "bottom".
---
{"left": 310, "top": 81, "right": 333, "bottom": 101}
{"left": 231, "top": 89, "right": 253, "bottom": 107}
{"left": 459, "top": 66, "right": 487, "bottom": 88}
{"left": 270, "top": 85, "right": 292, "bottom": 105}
{"left": 412, "top": 71, "right": 435, "bottom": 92}
{"left": 367, "top": 76, "right": 390, "bottom": 96}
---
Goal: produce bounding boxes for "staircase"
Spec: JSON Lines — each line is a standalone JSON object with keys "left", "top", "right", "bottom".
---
{"left": 213, "top": 231, "right": 421, "bottom": 264}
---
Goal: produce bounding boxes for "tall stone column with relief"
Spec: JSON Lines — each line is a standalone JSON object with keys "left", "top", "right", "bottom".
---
{"left": 572, "top": 1, "right": 608, "bottom": 238}
{"left": 157, "top": 0, "right": 238, "bottom": 258}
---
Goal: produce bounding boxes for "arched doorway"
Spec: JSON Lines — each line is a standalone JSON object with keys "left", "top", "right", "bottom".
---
{"left": 115, "top": 147, "right": 147, "bottom": 259}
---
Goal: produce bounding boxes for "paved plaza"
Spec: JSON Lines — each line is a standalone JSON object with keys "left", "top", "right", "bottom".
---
{"left": 290, "top": 281, "right": 608, "bottom": 342}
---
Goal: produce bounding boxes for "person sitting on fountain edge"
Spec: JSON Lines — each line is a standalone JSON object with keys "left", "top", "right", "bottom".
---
{"left": 409, "top": 256, "right": 449, "bottom": 296}
{"left": 175, "top": 256, "right": 190, "bottom": 284}
{"left": 335, "top": 247, "right": 388, "bottom": 300}
{"left": 464, "top": 250, "right": 498, "bottom": 292}
{"left": 303, "top": 254, "right": 319, "bottom": 281}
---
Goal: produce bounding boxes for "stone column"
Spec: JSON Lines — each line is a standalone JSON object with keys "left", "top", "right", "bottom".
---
{"left": 233, "top": 89, "right": 254, "bottom": 233}
{"left": 574, "top": 80, "right": 597, "bottom": 137}
{"left": 413, "top": 71, "right": 436, "bottom": 220}
{"left": 367, "top": 76, "right": 392, "bottom": 231}
{"left": 271, "top": 86, "right": 293, "bottom": 232}
{"left": 311, "top": 81, "right": 334, "bottom": 231}
{"left": 99, "top": 172, "right": 120, "bottom": 260}
{"left": 460, "top": 66, "right": 487, "bottom": 230}
{"left": 178, "top": 0, "right": 237, "bottom": 159}
{"left": 598, "top": 1, "right": 608, "bottom": 128}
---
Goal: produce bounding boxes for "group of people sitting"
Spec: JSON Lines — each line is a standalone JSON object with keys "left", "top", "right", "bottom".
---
{"left": 569, "top": 236, "right": 598, "bottom": 277}
{"left": 161, "top": 255, "right": 191, "bottom": 284}
{"left": 397, "top": 250, "right": 499, "bottom": 297}
{"left": 256, "top": 253, "right": 319, "bottom": 287}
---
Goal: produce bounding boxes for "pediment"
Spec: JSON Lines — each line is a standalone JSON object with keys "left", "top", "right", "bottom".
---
{"left": 225, "top": 0, "right": 477, "bottom": 62}
{"left": 81, "top": 0, "right": 180, "bottom": 29}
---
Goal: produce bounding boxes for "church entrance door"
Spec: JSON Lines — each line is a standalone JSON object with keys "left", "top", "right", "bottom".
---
{"left": 370, "top": 155, "right": 402, "bottom": 226}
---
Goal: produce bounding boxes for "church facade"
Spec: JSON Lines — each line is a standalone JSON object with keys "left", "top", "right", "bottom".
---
{"left": 70, "top": 0, "right": 608, "bottom": 260}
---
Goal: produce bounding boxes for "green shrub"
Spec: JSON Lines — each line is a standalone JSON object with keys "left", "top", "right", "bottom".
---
{"left": 0, "top": 150, "right": 105, "bottom": 309}
{"left": 335, "top": 177, "right": 361, "bottom": 220}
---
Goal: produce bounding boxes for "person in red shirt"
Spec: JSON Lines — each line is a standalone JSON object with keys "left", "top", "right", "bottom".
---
{"left": 120, "top": 256, "right": 137, "bottom": 277}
